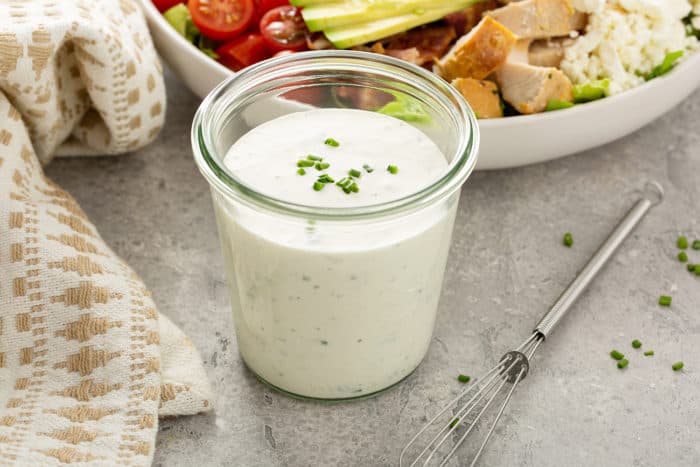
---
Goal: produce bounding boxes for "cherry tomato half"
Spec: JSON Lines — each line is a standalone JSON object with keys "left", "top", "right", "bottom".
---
{"left": 259, "top": 0, "right": 290, "bottom": 15}
{"left": 189, "top": 0, "right": 255, "bottom": 42}
{"left": 153, "top": 0, "right": 183, "bottom": 14}
{"left": 259, "top": 6, "right": 308, "bottom": 52}
{"left": 216, "top": 33, "right": 272, "bottom": 71}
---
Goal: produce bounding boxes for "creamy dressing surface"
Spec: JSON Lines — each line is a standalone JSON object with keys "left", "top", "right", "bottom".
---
{"left": 216, "top": 108, "right": 459, "bottom": 399}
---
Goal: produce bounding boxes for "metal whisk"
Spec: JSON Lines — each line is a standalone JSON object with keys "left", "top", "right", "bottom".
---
{"left": 400, "top": 182, "right": 664, "bottom": 467}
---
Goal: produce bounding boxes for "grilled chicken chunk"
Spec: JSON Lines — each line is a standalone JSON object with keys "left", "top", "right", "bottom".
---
{"left": 434, "top": 16, "right": 516, "bottom": 81}
{"left": 495, "top": 62, "right": 573, "bottom": 113}
{"left": 528, "top": 37, "right": 576, "bottom": 67}
{"left": 451, "top": 78, "right": 503, "bottom": 119}
{"left": 486, "top": 0, "right": 574, "bottom": 39}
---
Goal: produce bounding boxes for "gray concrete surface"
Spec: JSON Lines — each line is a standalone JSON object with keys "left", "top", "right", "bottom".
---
{"left": 46, "top": 68, "right": 700, "bottom": 467}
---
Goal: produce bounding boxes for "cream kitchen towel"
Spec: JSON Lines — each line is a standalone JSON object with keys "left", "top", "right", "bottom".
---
{"left": 0, "top": 0, "right": 212, "bottom": 465}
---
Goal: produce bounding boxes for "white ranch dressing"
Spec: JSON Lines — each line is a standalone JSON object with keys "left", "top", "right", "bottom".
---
{"left": 217, "top": 108, "right": 457, "bottom": 399}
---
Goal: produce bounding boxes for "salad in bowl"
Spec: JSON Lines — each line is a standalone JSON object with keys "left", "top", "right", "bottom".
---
{"left": 141, "top": 0, "right": 700, "bottom": 168}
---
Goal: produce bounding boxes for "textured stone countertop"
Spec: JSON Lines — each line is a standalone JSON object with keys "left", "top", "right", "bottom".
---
{"left": 46, "top": 69, "right": 700, "bottom": 467}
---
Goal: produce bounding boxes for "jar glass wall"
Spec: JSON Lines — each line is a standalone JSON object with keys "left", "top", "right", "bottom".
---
{"left": 192, "top": 51, "right": 478, "bottom": 400}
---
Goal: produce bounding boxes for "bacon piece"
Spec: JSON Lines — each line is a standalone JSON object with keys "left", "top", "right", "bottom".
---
{"left": 443, "top": 0, "right": 500, "bottom": 37}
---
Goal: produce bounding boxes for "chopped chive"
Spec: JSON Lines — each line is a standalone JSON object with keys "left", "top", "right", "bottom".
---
{"left": 324, "top": 137, "right": 340, "bottom": 147}
{"left": 678, "top": 251, "right": 688, "bottom": 262}
{"left": 315, "top": 162, "right": 330, "bottom": 170}
{"left": 693, "top": 240, "right": 700, "bottom": 250}
{"left": 348, "top": 169, "right": 362, "bottom": 178}
{"left": 449, "top": 417, "right": 460, "bottom": 429}
{"left": 617, "top": 358, "right": 629, "bottom": 369}
{"left": 387, "top": 164, "right": 398, "bottom": 174}
{"left": 336, "top": 177, "right": 351, "bottom": 187}
{"left": 563, "top": 232, "right": 573, "bottom": 247}
{"left": 297, "top": 168, "right": 306, "bottom": 176}
{"left": 350, "top": 182, "right": 359, "bottom": 193}
{"left": 632, "top": 339, "right": 642, "bottom": 349}
{"left": 306, "top": 154, "right": 322, "bottom": 161}
{"left": 363, "top": 164, "right": 374, "bottom": 173}
{"left": 688, "top": 264, "right": 696, "bottom": 272}
{"left": 313, "top": 181, "right": 324, "bottom": 191}
{"left": 317, "top": 174, "right": 335, "bottom": 184}
{"left": 696, "top": 265, "right": 700, "bottom": 276}
{"left": 297, "top": 159, "right": 315, "bottom": 167}
{"left": 320, "top": 339, "right": 328, "bottom": 345}
{"left": 610, "top": 350, "right": 624, "bottom": 360}
{"left": 457, "top": 374, "right": 471, "bottom": 384}
{"left": 644, "top": 350, "right": 654, "bottom": 356}
{"left": 659, "top": 295, "right": 672, "bottom": 307}
{"left": 672, "top": 361, "right": 684, "bottom": 371}
{"left": 677, "top": 236, "right": 688, "bottom": 249}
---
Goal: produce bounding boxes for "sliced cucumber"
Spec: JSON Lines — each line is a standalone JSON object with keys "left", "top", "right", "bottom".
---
{"left": 324, "top": 4, "right": 471, "bottom": 49}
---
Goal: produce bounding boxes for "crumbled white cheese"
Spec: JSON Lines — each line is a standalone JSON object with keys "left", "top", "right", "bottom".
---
{"left": 560, "top": 0, "right": 699, "bottom": 94}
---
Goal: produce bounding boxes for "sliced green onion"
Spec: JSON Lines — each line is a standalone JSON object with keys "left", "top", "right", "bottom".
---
{"left": 610, "top": 350, "right": 624, "bottom": 360}
{"left": 363, "top": 164, "right": 374, "bottom": 173}
{"left": 631, "top": 339, "right": 642, "bottom": 349}
{"left": 563, "top": 232, "right": 573, "bottom": 247}
{"left": 324, "top": 137, "right": 340, "bottom": 147}
{"left": 693, "top": 240, "right": 700, "bottom": 250}
{"left": 659, "top": 295, "right": 672, "bottom": 307}
{"left": 644, "top": 350, "right": 654, "bottom": 356}
{"left": 457, "top": 374, "right": 471, "bottom": 384}
{"left": 617, "top": 358, "right": 629, "bottom": 369}
{"left": 387, "top": 165, "right": 398, "bottom": 174}
{"left": 297, "top": 159, "right": 315, "bottom": 167}
{"left": 678, "top": 251, "right": 688, "bottom": 262}
{"left": 306, "top": 154, "right": 323, "bottom": 161}
{"left": 672, "top": 361, "right": 684, "bottom": 371}
{"left": 677, "top": 236, "right": 688, "bottom": 249}
{"left": 348, "top": 169, "right": 362, "bottom": 178}
{"left": 297, "top": 168, "right": 306, "bottom": 176}
{"left": 313, "top": 181, "right": 324, "bottom": 191}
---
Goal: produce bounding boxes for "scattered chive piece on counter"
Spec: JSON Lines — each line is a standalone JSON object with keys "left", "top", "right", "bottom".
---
{"left": 297, "top": 159, "right": 315, "bottom": 167}
{"left": 644, "top": 350, "right": 654, "bottom": 356}
{"left": 449, "top": 417, "right": 460, "bottom": 429}
{"left": 677, "top": 236, "right": 688, "bottom": 249}
{"left": 672, "top": 361, "right": 684, "bottom": 371}
{"left": 297, "top": 168, "right": 306, "bottom": 176}
{"left": 678, "top": 251, "right": 688, "bottom": 263}
{"left": 313, "top": 181, "right": 324, "bottom": 191}
{"left": 324, "top": 137, "right": 340, "bottom": 147}
{"left": 632, "top": 339, "right": 642, "bottom": 349}
{"left": 610, "top": 350, "right": 624, "bottom": 360}
{"left": 617, "top": 359, "right": 629, "bottom": 369}
{"left": 387, "top": 165, "right": 398, "bottom": 174}
{"left": 693, "top": 240, "right": 700, "bottom": 250}
{"left": 563, "top": 232, "right": 573, "bottom": 247}
{"left": 696, "top": 266, "right": 700, "bottom": 276}
{"left": 457, "top": 374, "right": 471, "bottom": 384}
{"left": 659, "top": 295, "right": 672, "bottom": 307}
{"left": 348, "top": 169, "right": 362, "bottom": 178}
{"left": 306, "top": 154, "right": 322, "bottom": 161}
{"left": 363, "top": 164, "right": 374, "bottom": 173}
{"left": 688, "top": 264, "right": 696, "bottom": 272}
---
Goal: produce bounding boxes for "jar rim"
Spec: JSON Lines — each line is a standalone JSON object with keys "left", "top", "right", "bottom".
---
{"left": 191, "top": 50, "right": 479, "bottom": 220}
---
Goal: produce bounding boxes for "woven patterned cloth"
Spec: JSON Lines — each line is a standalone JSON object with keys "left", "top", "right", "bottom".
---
{"left": 0, "top": 1, "right": 212, "bottom": 465}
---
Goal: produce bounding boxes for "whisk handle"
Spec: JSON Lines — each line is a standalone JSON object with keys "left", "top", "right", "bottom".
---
{"left": 534, "top": 182, "right": 663, "bottom": 338}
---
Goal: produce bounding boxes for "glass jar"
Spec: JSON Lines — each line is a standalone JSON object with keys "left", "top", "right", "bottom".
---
{"left": 192, "top": 51, "right": 478, "bottom": 401}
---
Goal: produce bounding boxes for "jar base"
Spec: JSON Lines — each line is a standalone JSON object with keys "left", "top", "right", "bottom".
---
{"left": 243, "top": 360, "right": 418, "bottom": 403}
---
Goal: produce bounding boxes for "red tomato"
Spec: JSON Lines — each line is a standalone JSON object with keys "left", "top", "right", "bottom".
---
{"left": 153, "top": 0, "right": 183, "bottom": 13}
{"left": 259, "top": 0, "right": 290, "bottom": 14}
{"left": 189, "top": 0, "right": 255, "bottom": 41}
{"left": 259, "top": 6, "right": 308, "bottom": 52}
{"left": 216, "top": 33, "right": 272, "bottom": 71}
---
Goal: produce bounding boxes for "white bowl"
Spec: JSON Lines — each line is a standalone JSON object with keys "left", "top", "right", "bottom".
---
{"left": 139, "top": 0, "right": 700, "bottom": 169}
